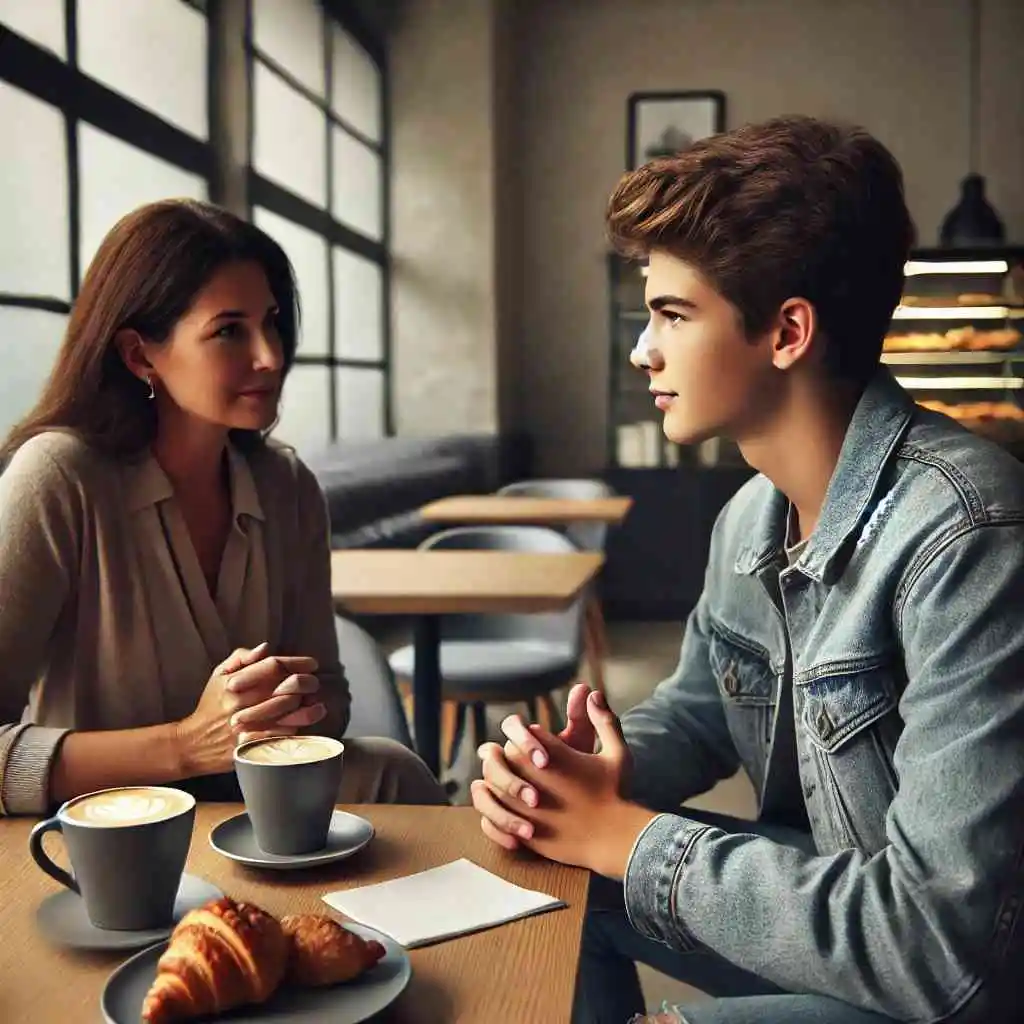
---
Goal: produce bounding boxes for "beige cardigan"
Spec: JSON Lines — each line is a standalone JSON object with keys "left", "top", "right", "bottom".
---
{"left": 0, "top": 431, "right": 350, "bottom": 815}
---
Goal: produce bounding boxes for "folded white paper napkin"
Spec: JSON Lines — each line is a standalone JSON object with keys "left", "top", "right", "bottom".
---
{"left": 321, "top": 857, "right": 566, "bottom": 948}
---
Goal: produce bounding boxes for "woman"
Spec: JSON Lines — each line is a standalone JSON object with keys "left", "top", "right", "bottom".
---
{"left": 0, "top": 198, "right": 446, "bottom": 815}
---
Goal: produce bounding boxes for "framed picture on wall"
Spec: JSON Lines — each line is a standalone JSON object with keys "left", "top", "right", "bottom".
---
{"left": 627, "top": 91, "right": 726, "bottom": 169}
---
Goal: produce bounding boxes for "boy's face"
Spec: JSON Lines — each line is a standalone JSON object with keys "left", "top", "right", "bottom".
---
{"left": 632, "top": 250, "right": 778, "bottom": 446}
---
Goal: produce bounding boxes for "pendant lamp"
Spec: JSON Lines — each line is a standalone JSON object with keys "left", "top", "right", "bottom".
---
{"left": 939, "top": 0, "right": 1005, "bottom": 247}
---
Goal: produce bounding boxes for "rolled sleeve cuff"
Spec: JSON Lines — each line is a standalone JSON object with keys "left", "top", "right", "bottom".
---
{"left": 623, "top": 812, "right": 711, "bottom": 951}
{"left": 0, "top": 726, "right": 71, "bottom": 815}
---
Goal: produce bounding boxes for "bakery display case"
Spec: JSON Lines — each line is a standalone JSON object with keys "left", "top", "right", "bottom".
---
{"left": 882, "top": 247, "right": 1024, "bottom": 455}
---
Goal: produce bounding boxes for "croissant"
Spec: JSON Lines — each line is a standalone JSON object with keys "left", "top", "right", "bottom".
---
{"left": 280, "top": 914, "right": 386, "bottom": 987}
{"left": 141, "top": 898, "right": 288, "bottom": 1023}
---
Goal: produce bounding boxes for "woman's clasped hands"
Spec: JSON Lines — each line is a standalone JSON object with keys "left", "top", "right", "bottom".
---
{"left": 174, "top": 641, "right": 328, "bottom": 775}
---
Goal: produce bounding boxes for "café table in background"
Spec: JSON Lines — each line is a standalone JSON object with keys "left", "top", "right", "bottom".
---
{"left": 331, "top": 548, "right": 604, "bottom": 777}
{"left": 0, "top": 804, "right": 590, "bottom": 1024}
{"left": 418, "top": 494, "right": 633, "bottom": 529}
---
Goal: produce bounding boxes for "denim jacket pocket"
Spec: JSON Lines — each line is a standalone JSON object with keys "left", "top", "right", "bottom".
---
{"left": 799, "top": 664, "right": 901, "bottom": 853}
{"left": 708, "top": 626, "right": 776, "bottom": 795}
{"left": 801, "top": 666, "right": 896, "bottom": 754}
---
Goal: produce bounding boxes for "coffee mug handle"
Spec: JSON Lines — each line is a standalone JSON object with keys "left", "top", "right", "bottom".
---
{"left": 28, "top": 816, "right": 78, "bottom": 894}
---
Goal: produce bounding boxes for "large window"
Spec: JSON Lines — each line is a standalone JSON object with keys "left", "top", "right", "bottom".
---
{"left": 0, "top": 0, "right": 210, "bottom": 440}
{"left": 248, "top": 0, "right": 390, "bottom": 455}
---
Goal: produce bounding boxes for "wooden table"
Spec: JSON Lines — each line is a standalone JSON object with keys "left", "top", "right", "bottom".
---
{"left": 331, "top": 550, "right": 604, "bottom": 775}
{"left": 419, "top": 494, "right": 633, "bottom": 526}
{"left": 0, "top": 805, "right": 590, "bottom": 1024}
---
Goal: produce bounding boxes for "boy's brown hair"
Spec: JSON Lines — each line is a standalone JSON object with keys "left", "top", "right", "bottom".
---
{"left": 607, "top": 115, "right": 916, "bottom": 385}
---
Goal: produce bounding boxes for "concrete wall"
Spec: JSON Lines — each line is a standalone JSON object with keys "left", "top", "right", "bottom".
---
{"left": 388, "top": 0, "right": 503, "bottom": 436}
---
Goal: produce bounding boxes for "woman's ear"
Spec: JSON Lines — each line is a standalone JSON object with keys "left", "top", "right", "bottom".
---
{"left": 114, "top": 328, "right": 153, "bottom": 383}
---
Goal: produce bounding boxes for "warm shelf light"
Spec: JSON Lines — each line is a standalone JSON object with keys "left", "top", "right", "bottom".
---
{"left": 892, "top": 305, "right": 1012, "bottom": 320}
{"left": 881, "top": 351, "right": 1012, "bottom": 365}
{"left": 904, "top": 259, "right": 1008, "bottom": 276}
{"left": 895, "top": 375, "right": 1024, "bottom": 390}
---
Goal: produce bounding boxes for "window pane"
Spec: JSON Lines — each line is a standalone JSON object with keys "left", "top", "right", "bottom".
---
{"left": 253, "top": 207, "right": 329, "bottom": 358}
{"left": 253, "top": 64, "right": 326, "bottom": 207}
{"left": 275, "top": 365, "right": 332, "bottom": 454}
{"left": 79, "top": 124, "right": 207, "bottom": 276}
{"left": 252, "top": 0, "right": 324, "bottom": 96}
{"left": 336, "top": 367, "right": 384, "bottom": 439}
{"left": 78, "top": 0, "right": 207, "bottom": 138}
{"left": 333, "top": 248, "right": 382, "bottom": 361}
{"left": 0, "top": 83, "right": 69, "bottom": 299}
{"left": 0, "top": 0, "right": 65, "bottom": 58}
{"left": 331, "top": 128, "right": 382, "bottom": 240}
{"left": 330, "top": 24, "right": 381, "bottom": 142}
{"left": 0, "top": 308, "right": 66, "bottom": 440}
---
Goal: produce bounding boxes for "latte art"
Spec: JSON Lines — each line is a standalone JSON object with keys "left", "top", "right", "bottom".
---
{"left": 83, "top": 794, "right": 172, "bottom": 823}
{"left": 64, "top": 787, "right": 193, "bottom": 827}
{"left": 238, "top": 735, "right": 342, "bottom": 765}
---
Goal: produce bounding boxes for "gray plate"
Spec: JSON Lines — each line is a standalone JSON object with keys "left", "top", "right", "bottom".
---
{"left": 36, "top": 873, "right": 223, "bottom": 952}
{"left": 209, "top": 810, "right": 375, "bottom": 870}
{"left": 100, "top": 922, "right": 411, "bottom": 1024}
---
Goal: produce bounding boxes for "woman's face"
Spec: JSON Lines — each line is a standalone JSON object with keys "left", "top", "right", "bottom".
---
{"left": 142, "top": 260, "right": 285, "bottom": 433}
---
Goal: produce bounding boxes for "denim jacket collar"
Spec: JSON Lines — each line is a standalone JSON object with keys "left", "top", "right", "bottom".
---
{"left": 735, "top": 367, "right": 915, "bottom": 583}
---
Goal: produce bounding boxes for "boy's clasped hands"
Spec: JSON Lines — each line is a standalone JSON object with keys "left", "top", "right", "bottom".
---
{"left": 471, "top": 683, "right": 658, "bottom": 880}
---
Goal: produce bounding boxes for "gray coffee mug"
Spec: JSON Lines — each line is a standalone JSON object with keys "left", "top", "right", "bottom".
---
{"left": 28, "top": 786, "right": 196, "bottom": 931}
{"left": 234, "top": 736, "right": 344, "bottom": 855}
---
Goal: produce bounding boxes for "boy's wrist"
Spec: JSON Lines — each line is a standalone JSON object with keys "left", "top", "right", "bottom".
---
{"left": 591, "top": 801, "right": 659, "bottom": 879}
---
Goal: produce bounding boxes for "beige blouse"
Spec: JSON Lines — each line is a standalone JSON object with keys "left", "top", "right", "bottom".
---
{"left": 0, "top": 431, "right": 350, "bottom": 815}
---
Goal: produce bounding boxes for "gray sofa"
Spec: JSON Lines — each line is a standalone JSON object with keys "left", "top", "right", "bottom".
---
{"left": 302, "top": 433, "right": 533, "bottom": 551}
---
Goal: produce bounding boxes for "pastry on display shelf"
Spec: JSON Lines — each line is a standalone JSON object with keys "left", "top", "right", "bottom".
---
{"left": 918, "top": 399, "right": 1024, "bottom": 422}
{"left": 898, "top": 293, "right": 1007, "bottom": 306}
{"left": 917, "top": 399, "right": 1024, "bottom": 446}
{"left": 883, "top": 326, "right": 1021, "bottom": 352}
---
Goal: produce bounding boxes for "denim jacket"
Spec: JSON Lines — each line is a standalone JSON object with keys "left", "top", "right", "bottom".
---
{"left": 620, "top": 368, "right": 1024, "bottom": 1023}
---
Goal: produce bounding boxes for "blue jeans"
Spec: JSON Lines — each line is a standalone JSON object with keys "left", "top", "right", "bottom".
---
{"left": 572, "top": 810, "right": 897, "bottom": 1024}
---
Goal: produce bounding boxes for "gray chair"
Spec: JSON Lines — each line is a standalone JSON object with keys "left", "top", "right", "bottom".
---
{"left": 498, "top": 478, "right": 615, "bottom": 553}
{"left": 335, "top": 615, "right": 414, "bottom": 750}
{"left": 387, "top": 526, "right": 587, "bottom": 763}
{"left": 498, "top": 478, "right": 615, "bottom": 693}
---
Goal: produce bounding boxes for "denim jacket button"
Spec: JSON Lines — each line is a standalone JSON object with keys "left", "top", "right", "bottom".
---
{"left": 723, "top": 662, "right": 739, "bottom": 696}
{"left": 815, "top": 706, "right": 834, "bottom": 740}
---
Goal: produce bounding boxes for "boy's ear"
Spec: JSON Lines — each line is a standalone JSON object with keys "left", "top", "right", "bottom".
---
{"left": 771, "top": 298, "right": 816, "bottom": 370}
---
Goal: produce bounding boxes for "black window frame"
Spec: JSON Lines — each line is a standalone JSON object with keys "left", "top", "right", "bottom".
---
{"left": 245, "top": 0, "right": 392, "bottom": 441}
{"left": 0, "top": 0, "right": 214, "bottom": 316}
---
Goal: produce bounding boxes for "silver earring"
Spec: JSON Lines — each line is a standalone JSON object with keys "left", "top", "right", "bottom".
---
{"left": 145, "top": 376, "right": 155, "bottom": 400}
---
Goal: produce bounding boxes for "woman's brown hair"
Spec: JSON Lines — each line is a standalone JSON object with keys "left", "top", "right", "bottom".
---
{"left": 1, "top": 198, "right": 299, "bottom": 461}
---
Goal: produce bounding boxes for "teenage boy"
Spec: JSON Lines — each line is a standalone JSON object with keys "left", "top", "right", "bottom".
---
{"left": 472, "top": 115, "right": 1024, "bottom": 1024}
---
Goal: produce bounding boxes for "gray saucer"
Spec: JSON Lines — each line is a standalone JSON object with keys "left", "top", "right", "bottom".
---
{"left": 209, "top": 810, "right": 374, "bottom": 870}
{"left": 36, "top": 873, "right": 223, "bottom": 952}
{"left": 101, "top": 921, "right": 411, "bottom": 1024}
